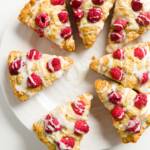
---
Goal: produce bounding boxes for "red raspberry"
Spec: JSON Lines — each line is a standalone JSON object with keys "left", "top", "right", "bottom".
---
{"left": 110, "top": 31, "right": 125, "bottom": 43}
{"left": 58, "top": 11, "right": 68, "bottom": 23}
{"left": 134, "top": 93, "right": 147, "bottom": 109}
{"left": 73, "top": 9, "right": 84, "bottom": 21}
{"left": 60, "top": 27, "right": 72, "bottom": 39}
{"left": 70, "top": 0, "right": 83, "bottom": 9}
{"left": 134, "top": 47, "right": 147, "bottom": 60}
{"left": 47, "top": 58, "right": 61, "bottom": 72}
{"left": 113, "top": 18, "right": 128, "bottom": 32}
{"left": 136, "top": 12, "right": 150, "bottom": 26}
{"left": 35, "top": 13, "right": 50, "bottom": 28}
{"left": 9, "top": 59, "right": 24, "bottom": 75}
{"left": 44, "top": 114, "right": 62, "bottom": 133}
{"left": 110, "top": 67, "right": 124, "bottom": 81}
{"left": 71, "top": 100, "right": 85, "bottom": 115}
{"left": 131, "top": 0, "right": 143, "bottom": 11}
{"left": 74, "top": 120, "right": 89, "bottom": 134}
{"left": 126, "top": 119, "right": 141, "bottom": 133}
{"left": 92, "top": 0, "right": 105, "bottom": 5}
{"left": 35, "top": 28, "right": 44, "bottom": 37}
{"left": 27, "top": 73, "right": 42, "bottom": 88}
{"left": 50, "top": 0, "right": 65, "bottom": 5}
{"left": 87, "top": 8, "right": 103, "bottom": 23}
{"left": 111, "top": 105, "right": 125, "bottom": 120}
{"left": 140, "top": 72, "right": 149, "bottom": 84}
{"left": 27, "top": 49, "right": 42, "bottom": 60}
{"left": 112, "top": 48, "right": 124, "bottom": 60}
{"left": 108, "top": 91, "right": 122, "bottom": 105}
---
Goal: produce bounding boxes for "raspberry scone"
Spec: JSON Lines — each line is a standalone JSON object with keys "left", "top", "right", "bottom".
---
{"left": 18, "top": 0, "right": 75, "bottom": 52}
{"left": 90, "top": 42, "right": 150, "bottom": 93}
{"left": 95, "top": 79, "right": 150, "bottom": 143}
{"left": 70, "top": 0, "right": 115, "bottom": 48}
{"left": 106, "top": 0, "right": 150, "bottom": 53}
{"left": 33, "top": 93, "right": 93, "bottom": 150}
{"left": 8, "top": 49, "right": 73, "bottom": 101}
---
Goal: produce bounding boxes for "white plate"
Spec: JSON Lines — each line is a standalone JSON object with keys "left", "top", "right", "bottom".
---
{"left": 1, "top": 1, "right": 150, "bottom": 150}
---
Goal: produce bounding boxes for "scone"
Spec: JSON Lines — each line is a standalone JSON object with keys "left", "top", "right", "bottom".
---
{"left": 90, "top": 42, "right": 150, "bottom": 93}
{"left": 18, "top": 0, "right": 75, "bottom": 52}
{"left": 106, "top": 0, "right": 150, "bottom": 53}
{"left": 70, "top": 0, "right": 115, "bottom": 48}
{"left": 95, "top": 79, "right": 150, "bottom": 143}
{"left": 8, "top": 49, "right": 73, "bottom": 101}
{"left": 33, "top": 93, "right": 93, "bottom": 150}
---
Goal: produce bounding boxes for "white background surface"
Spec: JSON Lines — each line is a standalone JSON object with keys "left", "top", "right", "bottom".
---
{"left": 0, "top": 0, "right": 149, "bottom": 150}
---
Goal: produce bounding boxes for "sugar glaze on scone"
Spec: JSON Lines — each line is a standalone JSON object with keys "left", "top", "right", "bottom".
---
{"left": 8, "top": 49, "right": 73, "bottom": 101}
{"left": 95, "top": 79, "right": 150, "bottom": 143}
{"left": 18, "top": 0, "right": 75, "bottom": 51}
{"left": 33, "top": 93, "right": 93, "bottom": 150}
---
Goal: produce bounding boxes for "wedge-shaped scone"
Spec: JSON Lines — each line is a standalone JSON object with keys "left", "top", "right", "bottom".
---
{"left": 8, "top": 49, "right": 73, "bottom": 101}
{"left": 90, "top": 42, "right": 150, "bottom": 93}
{"left": 106, "top": 0, "right": 150, "bottom": 53}
{"left": 33, "top": 93, "right": 93, "bottom": 150}
{"left": 18, "top": 0, "right": 75, "bottom": 52}
{"left": 70, "top": 0, "right": 115, "bottom": 48}
{"left": 95, "top": 79, "right": 150, "bottom": 143}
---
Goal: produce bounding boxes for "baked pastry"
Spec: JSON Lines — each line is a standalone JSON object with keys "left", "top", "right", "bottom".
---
{"left": 8, "top": 49, "right": 73, "bottom": 101}
{"left": 18, "top": 0, "right": 75, "bottom": 52}
{"left": 106, "top": 0, "right": 150, "bottom": 53}
{"left": 90, "top": 42, "right": 150, "bottom": 93}
{"left": 33, "top": 93, "right": 93, "bottom": 150}
{"left": 95, "top": 79, "right": 150, "bottom": 143}
{"left": 70, "top": 0, "right": 115, "bottom": 48}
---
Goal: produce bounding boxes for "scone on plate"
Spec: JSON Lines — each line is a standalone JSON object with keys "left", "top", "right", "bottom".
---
{"left": 95, "top": 79, "right": 150, "bottom": 143}
{"left": 8, "top": 49, "right": 73, "bottom": 101}
{"left": 69, "top": 0, "right": 115, "bottom": 48}
{"left": 106, "top": 0, "right": 150, "bottom": 53}
{"left": 33, "top": 93, "right": 93, "bottom": 150}
{"left": 90, "top": 42, "right": 150, "bottom": 93}
{"left": 18, "top": 0, "right": 75, "bottom": 52}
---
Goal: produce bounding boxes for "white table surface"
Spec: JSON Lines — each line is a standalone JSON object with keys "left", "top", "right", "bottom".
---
{"left": 0, "top": 0, "right": 149, "bottom": 149}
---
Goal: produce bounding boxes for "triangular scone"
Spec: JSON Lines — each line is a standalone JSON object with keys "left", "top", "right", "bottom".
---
{"left": 70, "top": 0, "right": 115, "bottom": 48}
{"left": 95, "top": 79, "right": 150, "bottom": 143}
{"left": 8, "top": 49, "right": 73, "bottom": 101}
{"left": 90, "top": 42, "right": 150, "bottom": 93}
{"left": 18, "top": 0, "right": 75, "bottom": 52}
{"left": 106, "top": 0, "right": 150, "bottom": 53}
{"left": 33, "top": 93, "right": 93, "bottom": 150}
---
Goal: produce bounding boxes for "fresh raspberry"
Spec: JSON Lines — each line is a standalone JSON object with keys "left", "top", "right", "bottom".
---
{"left": 27, "top": 49, "right": 42, "bottom": 60}
{"left": 108, "top": 91, "right": 122, "bottom": 105}
{"left": 92, "top": 0, "right": 105, "bottom": 5}
{"left": 134, "top": 93, "right": 147, "bottom": 109}
{"left": 136, "top": 12, "right": 150, "bottom": 26}
{"left": 60, "top": 27, "right": 72, "bottom": 39}
{"left": 126, "top": 118, "right": 141, "bottom": 133}
{"left": 74, "top": 120, "right": 89, "bottom": 134}
{"left": 71, "top": 100, "right": 85, "bottom": 115}
{"left": 87, "top": 8, "right": 103, "bottom": 23}
{"left": 47, "top": 58, "right": 61, "bottom": 72}
{"left": 35, "top": 28, "right": 44, "bottom": 37}
{"left": 50, "top": 0, "right": 65, "bottom": 5}
{"left": 113, "top": 18, "right": 128, "bottom": 32}
{"left": 44, "top": 114, "right": 62, "bottom": 133}
{"left": 73, "top": 9, "right": 84, "bottom": 21}
{"left": 140, "top": 72, "right": 149, "bottom": 84}
{"left": 134, "top": 47, "right": 147, "bottom": 60}
{"left": 27, "top": 73, "right": 42, "bottom": 88}
{"left": 112, "top": 48, "right": 124, "bottom": 60}
{"left": 131, "top": 0, "right": 143, "bottom": 11}
{"left": 35, "top": 13, "right": 50, "bottom": 28}
{"left": 111, "top": 105, "right": 125, "bottom": 120}
{"left": 110, "top": 31, "right": 125, "bottom": 43}
{"left": 70, "top": 0, "right": 83, "bottom": 9}
{"left": 58, "top": 11, "right": 68, "bottom": 23}
{"left": 110, "top": 67, "right": 124, "bottom": 81}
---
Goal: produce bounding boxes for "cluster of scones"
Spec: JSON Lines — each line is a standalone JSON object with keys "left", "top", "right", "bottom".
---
{"left": 7, "top": 0, "right": 150, "bottom": 149}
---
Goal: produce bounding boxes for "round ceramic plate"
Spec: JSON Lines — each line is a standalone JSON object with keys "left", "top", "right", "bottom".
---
{"left": 1, "top": 1, "right": 150, "bottom": 150}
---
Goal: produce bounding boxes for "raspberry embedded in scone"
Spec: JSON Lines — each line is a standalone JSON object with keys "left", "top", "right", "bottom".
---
{"left": 8, "top": 49, "right": 73, "bottom": 101}
{"left": 33, "top": 93, "right": 93, "bottom": 150}
{"left": 18, "top": 0, "right": 75, "bottom": 52}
